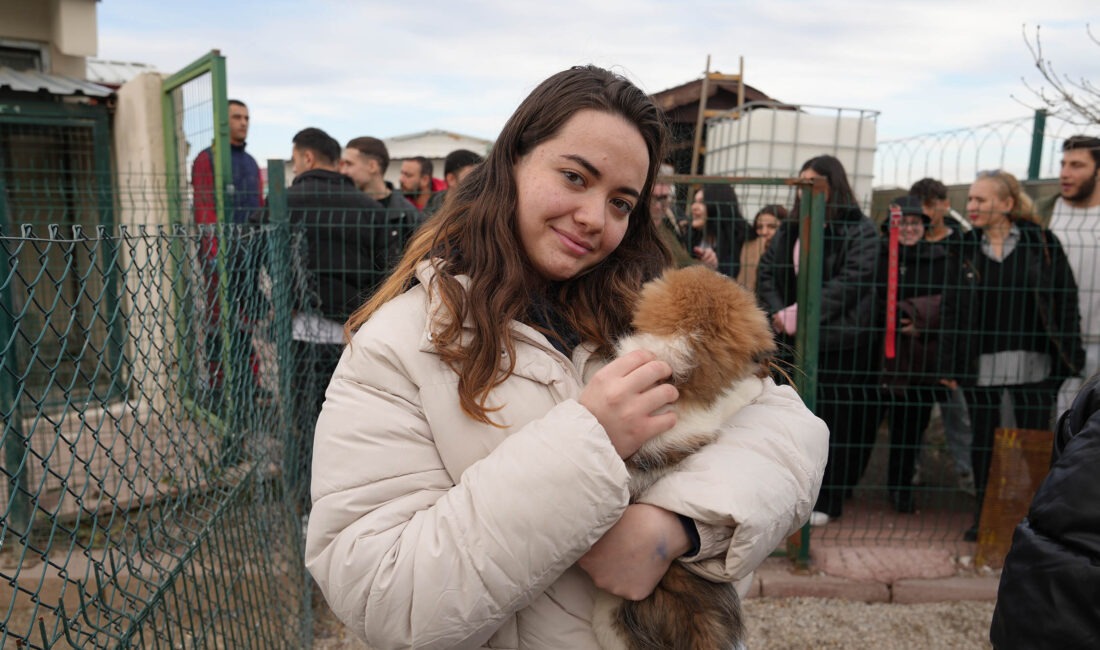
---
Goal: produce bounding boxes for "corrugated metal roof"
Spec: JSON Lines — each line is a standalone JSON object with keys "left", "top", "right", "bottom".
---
{"left": 0, "top": 66, "right": 113, "bottom": 97}
{"left": 85, "top": 58, "right": 158, "bottom": 86}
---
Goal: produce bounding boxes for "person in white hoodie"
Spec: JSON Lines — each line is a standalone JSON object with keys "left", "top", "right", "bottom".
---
{"left": 305, "top": 65, "right": 829, "bottom": 650}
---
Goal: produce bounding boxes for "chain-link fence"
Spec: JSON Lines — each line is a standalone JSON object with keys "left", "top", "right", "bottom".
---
{"left": 0, "top": 215, "right": 311, "bottom": 648}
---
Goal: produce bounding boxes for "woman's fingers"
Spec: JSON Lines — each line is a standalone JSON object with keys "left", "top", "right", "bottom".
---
{"left": 580, "top": 350, "right": 678, "bottom": 458}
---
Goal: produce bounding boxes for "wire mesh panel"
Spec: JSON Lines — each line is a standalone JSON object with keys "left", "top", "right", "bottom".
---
{"left": 0, "top": 120, "right": 118, "bottom": 411}
{"left": 0, "top": 222, "right": 306, "bottom": 648}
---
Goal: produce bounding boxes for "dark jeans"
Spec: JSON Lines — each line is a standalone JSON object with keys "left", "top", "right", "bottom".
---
{"left": 290, "top": 340, "right": 344, "bottom": 513}
{"left": 881, "top": 384, "right": 945, "bottom": 502}
{"left": 813, "top": 343, "right": 883, "bottom": 517}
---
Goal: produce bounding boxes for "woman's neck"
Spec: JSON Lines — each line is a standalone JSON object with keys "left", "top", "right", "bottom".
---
{"left": 983, "top": 219, "right": 1012, "bottom": 243}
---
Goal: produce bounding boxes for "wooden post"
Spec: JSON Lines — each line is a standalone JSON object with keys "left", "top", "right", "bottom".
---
{"left": 689, "top": 54, "right": 711, "bottom": 177}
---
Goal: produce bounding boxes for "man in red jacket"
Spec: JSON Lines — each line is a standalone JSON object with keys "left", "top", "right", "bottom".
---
{"left": 399, "top": 155, "right": 445, "bottom": 212}
{"left": 190, "top": 99, "right": 265, "bottom": 432}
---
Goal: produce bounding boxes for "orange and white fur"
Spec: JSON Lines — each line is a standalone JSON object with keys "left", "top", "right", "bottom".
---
{"left": 592, "top": 265, "right": 777, "bottom": 650}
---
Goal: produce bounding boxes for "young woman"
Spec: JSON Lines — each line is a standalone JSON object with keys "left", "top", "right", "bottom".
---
{"left": 877, "top": 196, "right": 951, "bottom": 514}
{"left": 687, "top": 183, "right": 749, "bottom": 278}
{"left": 938, "top": 170, "right": 1083, "bottom": 541}
{"left": 737, "top": 204, "right": 786, "bottom": 293}
{"left": 304, "top": 66, "right": 828, "bottom": 649}
{"left": 757, "top": 155, "right": 882, "bottom": 525}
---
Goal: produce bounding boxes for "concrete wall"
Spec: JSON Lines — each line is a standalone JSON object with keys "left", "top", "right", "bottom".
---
{"left": 0, "top": 0, "right": 97, "bottom": 77}
{"left": 113, "top": 71, "right": 174, "bottom": 415}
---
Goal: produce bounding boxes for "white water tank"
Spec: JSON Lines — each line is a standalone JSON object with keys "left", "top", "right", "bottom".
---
{"left": 704, "top": 103, "right": 879, "bottom": 218}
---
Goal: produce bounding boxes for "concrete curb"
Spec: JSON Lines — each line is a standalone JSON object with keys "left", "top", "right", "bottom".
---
{"left": 746, "top": 558, "right": 1000, "bottom": 604}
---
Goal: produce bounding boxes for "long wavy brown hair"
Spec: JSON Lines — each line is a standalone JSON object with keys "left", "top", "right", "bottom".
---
{"left": 346, "top": 65, "right": 672, "bottom": 423}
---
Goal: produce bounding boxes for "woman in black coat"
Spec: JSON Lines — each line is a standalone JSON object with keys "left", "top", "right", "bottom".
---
{"left": 685, "top": 183, "right": 750, "bottom": 279}
{"left": 877, "top": 196, "right": 951, "bottom": 513}
{"left": 938, "top": 170, "right": 1084, "bottom": 540}
{"left": 757, "top": 155, "right": 882, "bottom": 523}
{"left": 989, "top": 371, "right": 1100, "bottom": 649}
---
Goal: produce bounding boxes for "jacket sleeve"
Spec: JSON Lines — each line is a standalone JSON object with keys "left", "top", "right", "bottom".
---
{"left": 1038, "top": 230, "right": 1085, "bottom": 379}
{"left": 818, "top": 219, "right": 881, "bottom": 327}
{"left": 935, "top": 242, "right": 971, "bottom": 381}
{"left": 636, "top": 378, "right": 829, "bottom": 582}
{"left": 191, "top": 149, "right": 218, "bottom": 262}
{"left": 304, "top": 310, "right": 631, "bottom": 649}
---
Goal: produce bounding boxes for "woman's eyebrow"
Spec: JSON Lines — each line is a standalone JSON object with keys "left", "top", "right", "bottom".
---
{"left": 562, "top": 153, "right": 641, "bottom": 198}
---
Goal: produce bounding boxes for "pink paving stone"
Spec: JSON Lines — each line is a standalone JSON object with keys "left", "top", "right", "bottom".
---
{"left": 813, "top": 546, "right": 957, "bottom": 583}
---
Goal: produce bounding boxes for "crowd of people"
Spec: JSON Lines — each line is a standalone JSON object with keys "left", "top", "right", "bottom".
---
{"left": 190, "top": 78, "right": 1099, "bottom": 647}
{"left": 634, "top": 140, "right": 1097, "bottom": 543}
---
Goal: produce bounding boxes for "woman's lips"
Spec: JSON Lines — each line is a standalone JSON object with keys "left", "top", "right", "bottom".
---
{"left": 554, "top": 228, "right": 593, "bottom": 255}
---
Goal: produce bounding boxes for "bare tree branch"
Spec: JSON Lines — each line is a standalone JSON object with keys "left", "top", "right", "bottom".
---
{"left": 1020, "top": 23, "right": 1100, "bottom": 125}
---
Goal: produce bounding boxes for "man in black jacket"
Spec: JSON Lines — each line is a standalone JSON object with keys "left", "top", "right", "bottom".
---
{"left": 990, "top": 371, "right": 1100, "bottom": 649}
{"left": 287, "top": 127, "right": 384, "bottom": 511}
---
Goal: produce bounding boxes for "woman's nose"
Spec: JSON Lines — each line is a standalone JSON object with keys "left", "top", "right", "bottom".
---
{"left": 573, "top": 196, "right": 606, "bottom": 231}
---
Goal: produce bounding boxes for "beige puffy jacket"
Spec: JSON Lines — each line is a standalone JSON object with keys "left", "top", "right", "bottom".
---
{"left": 305, "top": 263, "right": 829, "bottom": 650}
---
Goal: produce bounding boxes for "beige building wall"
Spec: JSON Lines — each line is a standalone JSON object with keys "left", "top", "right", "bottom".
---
{"left": 114, "top": 72, "right": 175, "bottom": 414}
{"left": 0, "top": 0, "right": 97, "bottom": 77}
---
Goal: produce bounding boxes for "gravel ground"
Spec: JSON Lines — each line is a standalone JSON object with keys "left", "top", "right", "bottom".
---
{"left": 743, "top": 597, "right": 994, "bottom": 649}
{"left": 311, "top": 590, "right": 996, "bottom": 649}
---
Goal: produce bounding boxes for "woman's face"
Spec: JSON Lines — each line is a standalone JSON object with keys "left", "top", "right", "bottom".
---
{"left": 799, "top": 167, "right": 830, "bottom": 201}
{"left": 514, "top": 109, "right": 648, "bottom": 281}
{"left": 690, "top": 189, "right": 706, "bottom": 229}
{"left": 897, "top": 214, "right": 926, "bottom": 247}
{"left": 966, "top": 178, "right": 1012, "bottom": 230}
{"left": 755, "top": 212, "right": 780, "bottom": 243}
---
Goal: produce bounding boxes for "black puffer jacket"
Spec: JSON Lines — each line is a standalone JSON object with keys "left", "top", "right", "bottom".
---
{"left": 756, "top": 205, "right": 881, "bottom": 351}
{"left": 937, "top": 221, "right": 1084, "bottom": 385}
{"left": 287, "top": 169, "right": 386, "bottom": 322}
{"left": 989, "top": 373, "right": 1100, "bottom": 649}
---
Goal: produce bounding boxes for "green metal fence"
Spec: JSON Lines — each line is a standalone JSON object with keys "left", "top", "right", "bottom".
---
{"left": 0, "top": 216, "right": 308, "bottom": 648}
{"left": 0, "top": 48, "right": 315, "bottom": 648}
{"left": 669, "top": 174, "right": 1092, "bottom": 559}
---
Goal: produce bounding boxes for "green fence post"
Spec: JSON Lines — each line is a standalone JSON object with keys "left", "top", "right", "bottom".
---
{"left": 1027, "top": 109, "right": 1048, "bottom": 181}
{"left": 264, "top": 160, "right": 297, "bottom": 505}
{"left": 791, "top": 179, "right": 826, "bottom": 568}
{"left": 264, "top": 158, "right": 311, "bottom": 644}
{"left": 0, "top": 222, "right": 31, "bottom": 542}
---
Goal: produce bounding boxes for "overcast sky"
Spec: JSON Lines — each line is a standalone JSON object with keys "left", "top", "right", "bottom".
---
{"left": 98, "top": 0, "right": 1100, "bottom": 172}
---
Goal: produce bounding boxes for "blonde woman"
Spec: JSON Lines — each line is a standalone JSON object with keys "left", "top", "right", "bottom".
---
{"left": 938, "top": 169, "right": 1084, "bottom": 541}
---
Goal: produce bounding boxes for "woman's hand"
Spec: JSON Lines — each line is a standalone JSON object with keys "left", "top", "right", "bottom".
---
{"left": 579, "top": 349, "right": 677, "bottom": 459}
{"left": 693, "top": 246, "right": 718, "bottom": 270}
{"left": 578, "top": 504, "right": 690, "bottom": 600}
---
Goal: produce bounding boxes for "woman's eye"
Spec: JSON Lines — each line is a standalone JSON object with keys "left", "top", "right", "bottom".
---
{"left": 563, "top": 170, "right": 584, "bottom": 186}
{"left": 610, "top": 198, "right": 634, "bottom": 215}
